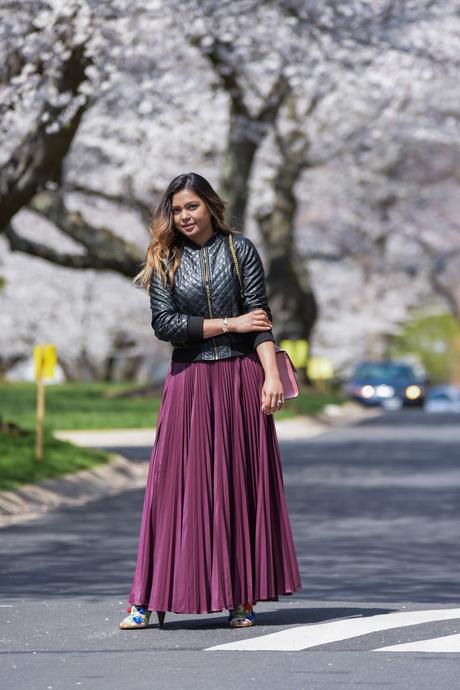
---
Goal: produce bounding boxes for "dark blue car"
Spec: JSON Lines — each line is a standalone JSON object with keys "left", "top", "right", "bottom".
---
{"left": 345, "top": 361, "right": 426, "bottom": 408}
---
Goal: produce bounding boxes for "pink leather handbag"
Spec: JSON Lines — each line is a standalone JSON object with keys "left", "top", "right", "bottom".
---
{"left": 227, "top": 235, "right": 300, "bottom": 400}
{"left": 274, "top": 346, "right": 299, "bottom": 399}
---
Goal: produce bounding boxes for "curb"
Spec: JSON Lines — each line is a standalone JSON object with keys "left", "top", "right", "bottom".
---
{"left": 0, "top": 453, "right": 148, "bottom": 529}
{"left": 0, "top": 405, "right": 377, "bottom": 529}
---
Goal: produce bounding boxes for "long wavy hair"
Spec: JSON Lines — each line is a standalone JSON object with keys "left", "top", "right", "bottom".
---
{"left": 134, "top": 172, "right": 237, "bottom": 290}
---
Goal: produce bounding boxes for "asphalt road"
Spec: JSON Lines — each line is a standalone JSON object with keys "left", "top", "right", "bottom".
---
{"left": 1, "top": 410, "right": 460, "bottom": 689}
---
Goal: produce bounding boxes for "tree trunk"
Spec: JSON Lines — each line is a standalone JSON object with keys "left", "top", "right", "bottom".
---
{"left": 0, "top": 36, "right": 91, "bottom": 235}
{"left": 218, "top": 106, "right": 258, "bottom": 228}
{"left": 256, "top": 99, "right": 318, "bottom": 354}
{"left": 257, "top": 191, "right": 318, "bottom": 343}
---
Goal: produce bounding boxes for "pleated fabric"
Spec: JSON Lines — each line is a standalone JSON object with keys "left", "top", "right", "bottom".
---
{"left": 128, "top": 351, "right": 302, "bottom": 614}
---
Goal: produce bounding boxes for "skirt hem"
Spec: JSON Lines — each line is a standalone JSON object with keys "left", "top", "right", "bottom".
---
{"left": 129, "top": 585, "right": 303, "bottom": 615}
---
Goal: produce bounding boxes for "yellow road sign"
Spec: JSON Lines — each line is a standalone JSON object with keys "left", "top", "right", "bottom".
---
{"left": 279, "top": 339, "right": 309, "bottom": 368}
{"left": 34, "top": 344, "right": 57, "bottom": 380}
{"left": 308, "top": 356, "right": 334, "bottom": 381}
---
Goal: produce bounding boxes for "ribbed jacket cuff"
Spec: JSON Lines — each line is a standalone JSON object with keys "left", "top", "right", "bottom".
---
{"left": 187, "top": 315, "right": 205, "bottom": 341}
{"left": 253, "top": 330, "right": 276, "bottom": 348}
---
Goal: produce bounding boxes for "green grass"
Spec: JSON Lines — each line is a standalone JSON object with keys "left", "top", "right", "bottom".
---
{"left": 275, "top": 387, "right": 346, "bottom": 419}
{"left": 0, "top": 382, "right": 162, "bottom": 432}
{"left": 0, "top": 382, "right": 344, "bottom": 432}
{"left": 0, "top": 429, "right": 110, "bottom": 491}
{"left": 0, "top": 382, "right": 345, "bottom": 491}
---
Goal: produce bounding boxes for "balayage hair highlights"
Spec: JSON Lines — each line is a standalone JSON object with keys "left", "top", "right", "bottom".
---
{"left": 134, "top": 172, "right": 237, "bottom": 290}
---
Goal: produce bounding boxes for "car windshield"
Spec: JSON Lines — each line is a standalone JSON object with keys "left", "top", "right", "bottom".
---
{"left": 354, "top": 363, "right": 415, "bottom": 380}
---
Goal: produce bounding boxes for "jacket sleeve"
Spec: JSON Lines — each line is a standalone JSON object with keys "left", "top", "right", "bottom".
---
{"left": 238, "top": 237, "right": 276, "bottom": 349}
{"left": 149, "top": 268, "right": 204, "bottom": 343}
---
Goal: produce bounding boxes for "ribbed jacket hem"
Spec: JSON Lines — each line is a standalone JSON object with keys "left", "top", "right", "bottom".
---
{"left": 187, "top": 315, "right": 205, "bottom": 341}
{"left": 253, "top": 330, "right": 276, "bottom": 348}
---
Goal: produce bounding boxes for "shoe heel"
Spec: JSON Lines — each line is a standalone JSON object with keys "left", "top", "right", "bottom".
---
{"left": 156, "top": 611, "right": 166, "bottom": 627}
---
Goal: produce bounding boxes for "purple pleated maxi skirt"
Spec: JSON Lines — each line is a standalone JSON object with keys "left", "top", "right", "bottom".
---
{"left": 128, "top": 351, "right": 302, "bottom": 614}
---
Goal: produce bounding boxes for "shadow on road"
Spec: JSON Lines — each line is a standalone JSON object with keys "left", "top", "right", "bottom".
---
{"left": 1, "top": 410, "right": 459, "bottom": 606}
{"left": 282, "top": 410, "right": 460, "bottom": 604}
{"left": 0, "top": 490, "right": 145, "bottom": 600}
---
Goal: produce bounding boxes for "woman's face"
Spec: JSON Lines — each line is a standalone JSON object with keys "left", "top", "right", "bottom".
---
{"left": 171, "top": 188, "right": 214, "bottom": 244}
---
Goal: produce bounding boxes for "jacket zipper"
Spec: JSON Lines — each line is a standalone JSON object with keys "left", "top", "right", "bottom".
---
{"left": 201, "top": 246, "right": 218, "bottom": 359}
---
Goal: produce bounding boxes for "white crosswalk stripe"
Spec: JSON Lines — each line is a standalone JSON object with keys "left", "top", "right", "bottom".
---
{"left": 205, "top": 608, "right": 460, "bottom": 652}
{"left": 375, "top": 633, "right": 460, "bottom": 653}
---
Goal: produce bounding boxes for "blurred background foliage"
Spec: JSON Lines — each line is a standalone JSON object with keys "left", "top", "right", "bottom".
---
{"left": 1, "top": 0, "right": 460, "bottom": 406}
{"left": 390, "top": 311, "right": 460, "bottom": 384}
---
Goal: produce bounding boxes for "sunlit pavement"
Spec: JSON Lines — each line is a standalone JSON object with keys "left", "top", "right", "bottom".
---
{"left": 1, "top": 410, "right": 460, "bottom": 689}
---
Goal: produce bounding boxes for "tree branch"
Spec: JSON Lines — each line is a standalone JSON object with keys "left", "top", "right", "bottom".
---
{"left": 192, "top": 36, "right": 248, "bottom": 115}
{"left": 21, "top": 192, "right": 144, "bottom": 276}
{"left": 64, "top": 182, "right": 154, "bottom": 226}
{"left": 0, "top": 11, "right": 92, "bottom": 235}
{"left": 4, "top": 223, "right": 100, "bottom": 270}
{"left": 258, "top": 71, "right": 291, "bottom": 124}
{"left": 4, "top": 219, "right": 142, "bottom": 277}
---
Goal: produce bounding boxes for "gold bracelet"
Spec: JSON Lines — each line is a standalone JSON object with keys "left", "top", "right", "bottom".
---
{"left": 222, "top": 316, "right": 229, "bottom": 333}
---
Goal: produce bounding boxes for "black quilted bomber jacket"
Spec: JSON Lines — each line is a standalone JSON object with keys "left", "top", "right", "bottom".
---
{"left": 149, "top": 230, "right": 275, "bottom": 362}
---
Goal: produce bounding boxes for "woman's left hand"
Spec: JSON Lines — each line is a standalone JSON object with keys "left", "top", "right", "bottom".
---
{"left": 261, "top": 374, "right": 284, "bottom": 415}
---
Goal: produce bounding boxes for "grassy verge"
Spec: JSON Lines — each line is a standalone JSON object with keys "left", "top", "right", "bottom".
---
{"left": 0, "top": 382, "right": 345, "bottom": 491}
{"left": 0, "top": 382, "right": 345, "bottom": 431}
{"left": 0, "top": 429, "right": 110, "bottom": 492}
{"left": 0, "top": 382, "right": 162, "bottom": 431}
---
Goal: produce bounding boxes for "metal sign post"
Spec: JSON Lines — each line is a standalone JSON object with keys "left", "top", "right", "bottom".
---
{"left": 33, "top": 344, "right": 57, "bottom": 462}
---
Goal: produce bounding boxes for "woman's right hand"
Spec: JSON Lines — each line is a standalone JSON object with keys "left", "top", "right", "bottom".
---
{"left": 230, "top": 309, "right": 272, "bottom": 334}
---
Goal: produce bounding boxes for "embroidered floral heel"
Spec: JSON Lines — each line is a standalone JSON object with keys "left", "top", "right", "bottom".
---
{"left": 119, "top": 605, "right": 152, "bottom": 629}
{"left": 228, "top": 603, "right": 256, "bottom": 628}
{"left": 119, "top": 605, "right": 166, "bottom": 629}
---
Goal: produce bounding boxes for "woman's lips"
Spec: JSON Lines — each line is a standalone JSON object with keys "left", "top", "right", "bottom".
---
{"left": 182, "top": 223, "right": 195, "bottom": 229}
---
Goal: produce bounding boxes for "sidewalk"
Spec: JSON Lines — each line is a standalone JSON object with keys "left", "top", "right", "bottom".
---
{"left": 53, "top": 417, "right": 325, "bottom": 447}
{"left": 53, "top": 402, "right": 377, "bottom": 447}
{"left": 0, "top": 404, "right": 377, "bottom": 528}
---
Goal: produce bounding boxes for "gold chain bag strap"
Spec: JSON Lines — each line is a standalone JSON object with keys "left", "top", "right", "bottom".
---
{"left": 227, "top": 233, "right": 244, "bottom": 300}
{"left": 227, "top": 234, "right": 299, "bottom": 399}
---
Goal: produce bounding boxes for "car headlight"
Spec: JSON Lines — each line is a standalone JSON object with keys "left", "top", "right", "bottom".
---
{"left": 376, "top": 384, "right": 395, "bottom": 398}
{"left": 405, "top": 385, "right": 421, "bottom": 400}
{"left": 361, "top": 385, "right": 375, "bottom": 398}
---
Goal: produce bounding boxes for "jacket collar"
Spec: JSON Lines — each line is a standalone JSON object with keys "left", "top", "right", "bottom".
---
{"left": 182, "top": 230, "right": 222, "bottom": 250}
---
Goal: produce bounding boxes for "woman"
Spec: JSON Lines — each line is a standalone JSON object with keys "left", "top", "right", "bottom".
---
{"left": 119, "top": 172, "right": 302, "bottom": 630}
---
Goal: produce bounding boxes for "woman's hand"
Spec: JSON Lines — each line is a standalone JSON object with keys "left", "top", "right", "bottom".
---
{"left": 230, "top": 309, "right": 272, "bottom": 334}
{"left": 261, "top": 374, "right": 284, "bottom": 415}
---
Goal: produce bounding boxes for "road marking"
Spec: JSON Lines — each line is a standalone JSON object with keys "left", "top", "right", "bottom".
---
{"left": 375, "top": 633, "right": 460, "bottom": 653}
{"left": 205, "top": 608, "right": 460, "bottom": 651}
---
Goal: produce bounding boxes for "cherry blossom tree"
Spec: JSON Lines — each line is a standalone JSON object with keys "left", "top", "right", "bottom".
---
{"left": 1, "top": 0, "right": 460, "bottom": 378}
